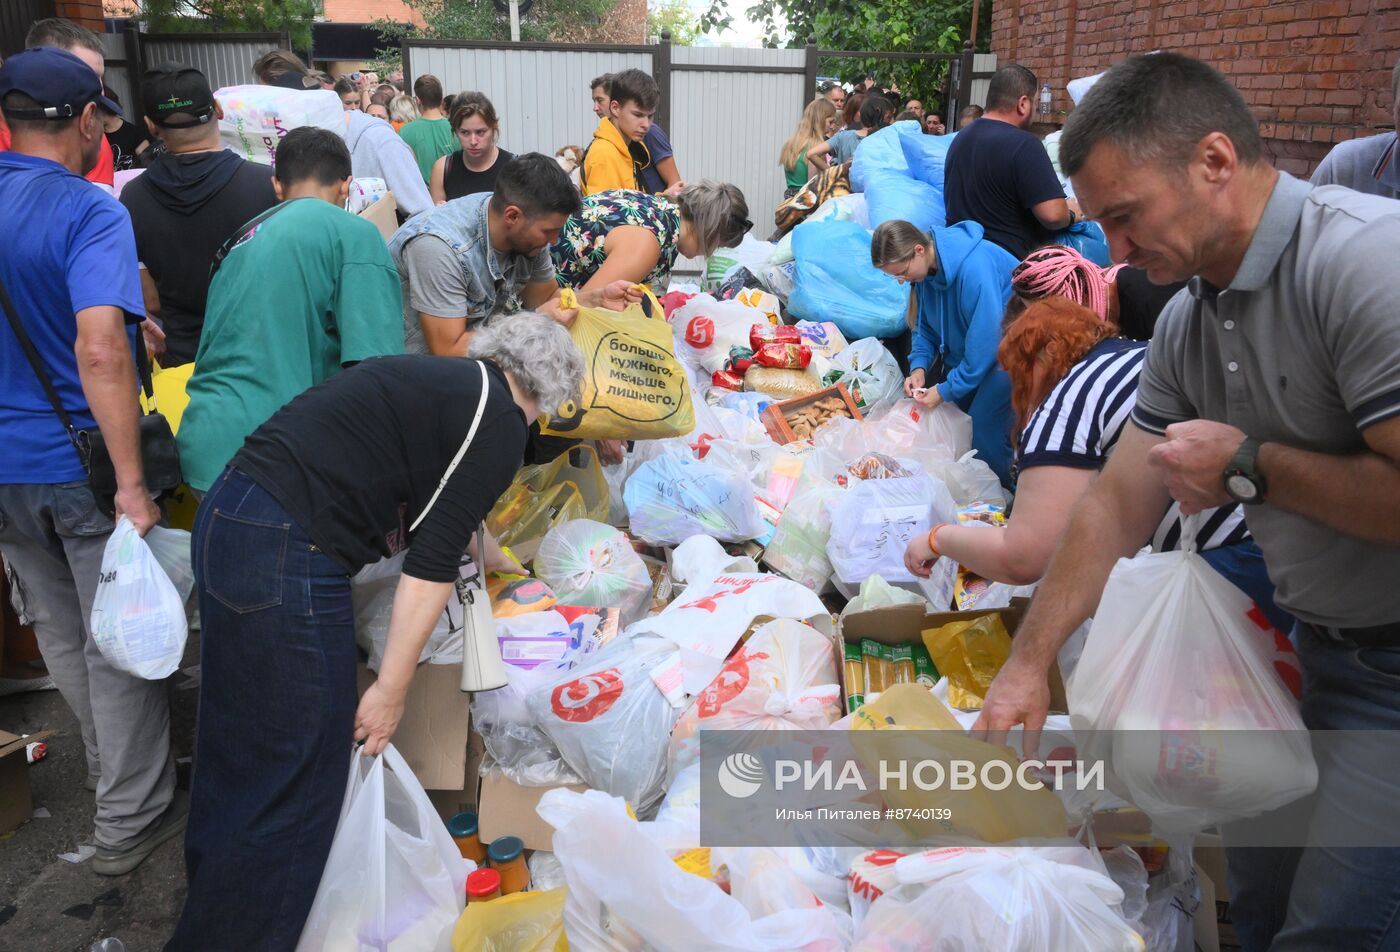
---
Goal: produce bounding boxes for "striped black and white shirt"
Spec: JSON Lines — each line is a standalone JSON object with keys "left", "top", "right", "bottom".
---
{"left": 1016, "top": 338, "right": 1250, "bottom": 553}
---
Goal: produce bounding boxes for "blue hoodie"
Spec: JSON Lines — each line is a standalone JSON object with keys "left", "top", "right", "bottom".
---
{"left": 911, "top": 220, "right": 1018, "bottom": 404}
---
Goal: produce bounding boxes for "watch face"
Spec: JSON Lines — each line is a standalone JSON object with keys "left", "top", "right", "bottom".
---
{"left": 1227, "top": 473, "right": 1260, "bottom": 502}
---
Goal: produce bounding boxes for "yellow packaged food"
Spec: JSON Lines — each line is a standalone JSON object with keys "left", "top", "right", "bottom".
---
{"left": 922, "top": 613, "right": 1013, "bottom": 710}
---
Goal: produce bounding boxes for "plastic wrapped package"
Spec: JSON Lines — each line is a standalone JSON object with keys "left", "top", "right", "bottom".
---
{"left": 762, "top": 260, "right": 797, "bottom": 303}
{"left": 624, "top": 455, "right": 766, "bottom": 545}
{"left": 840, "top": 574, "right": 927, "bottom": 618}
{"left": 471, "top": 655, "right": 583, "bottom": 788}
{"left": 812, "top": 399, "right": 973, "bottom": 471}
{"left": 732, "top": 288, "right": 781, "bottom": 325}
{"left": 90, "top": 517, "right": 188, "bottom": 680}
{"left": 538, "top": 788, "right": 850, "bottom": 952}
{"left": 669, "top": 619, "right": 842, "bottom": 776}
{"left": 922, "top": 612, "right": 1013, "bottom": 710}
{"left": 825, "top": 473, "right": 959, "bottom": 585}
{"left": 819, "top": 338, "right": 902, "bottom": 413}
{"left": 717, "top": 847, "right": 854, "bottom": 949}
{"left": 786, "top": 220, "right": 909, "bottom": 341}
{"left": 703, "top": 235, "right": 778, "bottom": 292}
{"left": 451, "top": 887, "right": 565, "bottom": 952}
{"left": 714, "top": 390, "right": 775, "bottom": 425}
{"left": 487, "top": 444, "right": 609, "bottom": 555}
{"left": 672, "top": 294, "right": 770, "bottom": 375}
{"left": 527, "top": 634, "right": 682, "bottom": 817}
{"left": 535, "top": 520, "right": 652, "bottom": 626}
{"left": 216, "top": 85, "right": 344, "bottom": 165}
{"left": 863, "top": 170, "right": 944, "bottom": 233}
{"left": 743, "top": 367, "right": 826, "bottom": 400}
{"left": 1068, "top": 518, "right": 1317, "bottom": 833}
{"left": 762, "top": 449, "right": 848, "bottom": 590}
{"left": 850, "top": 847, "right": 1144, "bottom": 952}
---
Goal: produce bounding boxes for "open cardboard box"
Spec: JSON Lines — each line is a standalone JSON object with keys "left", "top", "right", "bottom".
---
{"left": 836, "top": 598, "right": 1069, "bottom": 714}
{"left": 356, "top": 661, "right": 471, "bottom": 791}
{"left": 0, "top": 728, "right": 52, "bottom": 835}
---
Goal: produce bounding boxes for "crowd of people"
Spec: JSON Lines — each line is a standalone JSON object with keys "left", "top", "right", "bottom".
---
{"left": 2, "top": 14, "right": 1400, "bottom": 952}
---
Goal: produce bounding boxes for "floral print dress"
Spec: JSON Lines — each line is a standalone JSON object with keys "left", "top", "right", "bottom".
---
{"left": 551, "top": 190, "right": 682, "bottom": 291}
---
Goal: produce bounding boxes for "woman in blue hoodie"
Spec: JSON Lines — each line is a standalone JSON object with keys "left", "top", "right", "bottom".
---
{"left": 871, "top": 219, "right": 1018, "bottom": 486}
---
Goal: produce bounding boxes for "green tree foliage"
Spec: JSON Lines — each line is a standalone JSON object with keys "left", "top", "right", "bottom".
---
{"left": 700, "top": 0, "right": 990, "bottom": 108}
{"left": 132, "top": 0, "right": 318, "bottom": 50}
{"left": 648, "top": 0, "right": 702, "bottom": 45}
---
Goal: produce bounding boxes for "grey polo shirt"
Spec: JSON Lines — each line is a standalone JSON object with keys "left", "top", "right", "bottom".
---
{"left": 1133, "top": 173, "right": 1400, "bottom": 627}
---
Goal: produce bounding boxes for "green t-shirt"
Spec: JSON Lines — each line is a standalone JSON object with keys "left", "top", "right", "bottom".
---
{"left": 177, "top": 198, "right": 405, "bottom": 491}
{"left": 785, "top": 146, "right": 810, "bottom": 189}
{"left": 399, "top": 117, "right": 456, "bottom": 183}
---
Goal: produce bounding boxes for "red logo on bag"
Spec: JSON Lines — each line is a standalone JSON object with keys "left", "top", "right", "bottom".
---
{"left": 697, "top": 648, "right": 770, "bottom": 718}
{"left": 685, "top": 316, "right": 715, "bottom": 348}
{"left": 551, "top": 669, "right": 624, "bottom": 722}
{"left": 677, "top": 577, "right": 770, "bottom": 613}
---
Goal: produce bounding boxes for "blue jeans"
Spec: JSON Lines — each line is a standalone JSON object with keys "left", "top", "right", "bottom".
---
{"left": 167, "top": 467, "right": 357, "bottom": 951}
{"left": 1225, "top": 623, "right": 1400, "bottom": 952}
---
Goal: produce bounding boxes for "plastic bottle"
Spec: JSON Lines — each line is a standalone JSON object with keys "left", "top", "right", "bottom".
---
{"left": 1038, "top": 82, "right": 1052, "bottom": 117}
{"left": 466, "top": 867, "right": 502, "bottom": 903}
{"left": 447, "top": 811, "right": 486, "bottom": 864}
{"left": 487, "top": 835, "right": 530, "bottom": 894}
{"left": 90, "top": 941, "right": 127, "bottom": 952}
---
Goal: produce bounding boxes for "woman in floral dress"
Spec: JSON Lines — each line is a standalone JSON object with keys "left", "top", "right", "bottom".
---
{"left": 551, "top": 182, "right": 750, "bottom": 293}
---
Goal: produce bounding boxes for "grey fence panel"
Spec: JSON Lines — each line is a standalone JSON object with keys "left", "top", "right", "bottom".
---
{"left": 405, "top": 44, "right": 653, "bottom": 159}
{"left": 968, "top": 53, "right": 998, "bottom": 108}
{"left": 142, "top": 33, "right": 288, "bottom": 93}
{"left": 670, "top": 46, "right": 807, "bottom": 274}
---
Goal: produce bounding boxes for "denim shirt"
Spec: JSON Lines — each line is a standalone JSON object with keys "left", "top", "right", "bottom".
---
{"left": 388, "top": 192, "right": 554, "bottom": 353}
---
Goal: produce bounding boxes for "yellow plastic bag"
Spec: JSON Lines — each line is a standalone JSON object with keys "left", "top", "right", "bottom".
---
{"left": 140, "top": 363, "right": 200, "bottom": 530}
{"left": 452, "top": 887, "right": 567, "bottom": 952}
{"left": 540, "top": 296, "right": 694, "bottom": 441}
{"left": 487, "top": 445, "right": 609, "bottom": 557}
{"left": 922, "top": 613, "right": 1012, "bottom": 710}
{"left": 849, "top": 684, "right": 1067, "bottom": 844}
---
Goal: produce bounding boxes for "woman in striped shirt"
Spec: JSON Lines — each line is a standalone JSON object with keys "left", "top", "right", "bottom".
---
{"left": 904, "top": 295, "right": 1290, "bottom": 629}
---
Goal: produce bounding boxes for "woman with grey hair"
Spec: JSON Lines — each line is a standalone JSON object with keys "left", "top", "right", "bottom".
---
{"left": 170, "top": 314, "right": 582, "bottom": 947}
{"left": 550, "top": 181, "right": 750, "bottom": 292}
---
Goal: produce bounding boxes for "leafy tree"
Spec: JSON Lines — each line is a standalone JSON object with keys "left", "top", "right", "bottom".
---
{"left": 648, "top": 0, "right": 701, "bottom": 45}
{"left": 125, "top": 0, "right": 318, "bottom": 50}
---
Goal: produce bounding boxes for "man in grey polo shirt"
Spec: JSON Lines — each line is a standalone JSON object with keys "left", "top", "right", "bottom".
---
{"left": 389, "top": 152, "right": 637, "bottom": 356}
{"left": 972, "top": 53, "right": 1400, "bottom": 951}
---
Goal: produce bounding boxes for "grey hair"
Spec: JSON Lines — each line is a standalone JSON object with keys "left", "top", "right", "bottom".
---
{"left": 870, "top": 220, "right": 931, "bottom": 268}
{"left": 1061, "top": 52, "right": 1262, "bottom": 178}
{"left": 467, "top": 311, "right": 584, "bottom": 418}
{"left": 677, "top": 180, "right": 750, "bottom": 258}
{"left": 388, "top": 94, "right": 420, "bottom": 123}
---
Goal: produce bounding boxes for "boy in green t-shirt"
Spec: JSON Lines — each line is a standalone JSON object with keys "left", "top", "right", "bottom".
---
{"left": 398, "top": 74, "right": 455, "bottom": 183}
{"left": 177, "top": 126, "right": 405, "bottom": 493}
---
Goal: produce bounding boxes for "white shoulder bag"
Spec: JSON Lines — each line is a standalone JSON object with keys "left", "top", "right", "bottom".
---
{"left": 410, "top": 360, "right": 509, "bottom": 693}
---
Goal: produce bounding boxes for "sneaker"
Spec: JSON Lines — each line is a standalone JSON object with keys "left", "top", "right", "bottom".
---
{"left": 92, "top": 792, "right": 188, "bottom": 876}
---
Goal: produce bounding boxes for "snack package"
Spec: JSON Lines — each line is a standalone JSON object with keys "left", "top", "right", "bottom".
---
{"left": 847, "top": 453, "right": 912, "bottom": 480}
{"left": 733, "top": 288, "right": 781, "bottom": 325}
{"left": 673, "top": 294, "right": 769, "bottom": 375}
{"left": 777, "top": 393, "right": 854, "bottom": 443}
{"left": 861, "top": 639, "right": 893, "bottom": 699}
{"left": 752, "top": 342, "right": 812, "bottom": 370}
{"left": 712, "top": 369, "right": 746, "bottom": 391}
{"left": 744, "top": 367, "right": 826, "bottom": 400}
{"left": 749, "top": 324, "right": 803, "bottom": 350}
{"left": 843, "top": 642, "right": 866, "bottom": 713}
{"left": 724, "top": 346, "right": 755, "bottom": 374}
{"left": 921, "top": 613, "right": 1013, "bottom": 710}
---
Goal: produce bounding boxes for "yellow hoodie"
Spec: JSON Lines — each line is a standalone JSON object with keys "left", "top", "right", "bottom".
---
{"left": 581, "top": 116, "right": 652, "bottom": 195}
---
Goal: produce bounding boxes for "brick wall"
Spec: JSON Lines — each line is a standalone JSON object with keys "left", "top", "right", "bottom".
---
{"left": 321, "top": 0, "right": 425, "bottom": 27}
{"left": 991, "top": 0, "right": 1398, "bottom": 176}
{"left": 55, "top": 0, "right": 105, "bottom": 30}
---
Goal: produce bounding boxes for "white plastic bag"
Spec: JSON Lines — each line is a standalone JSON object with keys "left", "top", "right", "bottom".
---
{"left": 215, "top": 84, "right": 345, "bottom": 166}
{"left": 851, "top": 846, "right": 1143, "bottom": 951}
{"left": 471, "top": 654, "right": 584, "bottom": 788}
{"left": 669, "top": 619, "right": 841, "bottom": 776}
{"left": 761, "top": 449, "right": 848, "bottom": 590}
{"left": 535, "top": 520, "right": 652, "bottom": 626}
{"left": 89, "top": 517, "right": 188, "bottom": 680}
{"left": 538, "top": 788, "right": 849, "bottom": 952}
{"left": 671, "top": 294, "right": 767, "bottom": 374}
{"left": 527, "top": 634, "right": 682, "bottom": 817}
{"left": 822, "top": 338, "right": 902, "bottom": 413}
{"left": 703, "top": 234, "right": 777, "bottom": 291}
{"left": 297, "top": 744, "right": 470, "bottom": 952}
{"left": 624, "top": 455, "right": 765, "bottom": 545}
{"left": 825, "top": 473, "right": 959, "bottom": 585}
{"left": 840, "top": 575, "right": 927, "bottom": 618}
{"left": 1068, "top": 520, "right": 1317, "bottom": 833}
{"left": 143, "top": 525, "right": 194, "bottom": 605}
{"left": 351, "top": 551, "right": 468, "bottom": 671}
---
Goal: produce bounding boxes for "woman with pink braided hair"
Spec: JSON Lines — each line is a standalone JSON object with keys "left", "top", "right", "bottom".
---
{"left": 1006, "top": 243, "right": 1186, "bottom": 340}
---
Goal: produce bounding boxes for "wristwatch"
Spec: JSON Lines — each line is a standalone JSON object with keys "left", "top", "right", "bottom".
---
{"left": 1224, "top": 438, "right": 1267, "bottom": 505}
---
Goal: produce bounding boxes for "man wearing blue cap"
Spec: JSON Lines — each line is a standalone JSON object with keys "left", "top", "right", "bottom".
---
{"left": 0, "top": 46, "right": 182, "bottom": 876}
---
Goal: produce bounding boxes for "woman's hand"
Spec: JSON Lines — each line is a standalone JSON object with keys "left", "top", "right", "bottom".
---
{"left": 904, "top": 368, "right": 926, "bottom": 398}
{"left": 479, "top": 528, "right": 527, "bottom": 576}
{"left": 663, "top": 180, "right": 687, "bottom": 200}
{"left": 600, "top": 280, "right": 644, "bottom": 311}
{"left": 904, "top": 532, "right": 938, "bottom": 578}
{"left": 355, "top": 680, "right": 406, "bottom": 756}
{"left": 596, "top": 439, "right": 626, "bottom": 466}
{"left": 914, "top": 386, "right": 944, "bottom": 409}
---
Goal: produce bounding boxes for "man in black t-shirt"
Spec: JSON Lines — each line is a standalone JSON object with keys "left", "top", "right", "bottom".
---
{"left": 944, "top": 65, "right": 1075, "bottom": 261}
{"left": 120, "top": 62, "right": 276, "bottom": 366}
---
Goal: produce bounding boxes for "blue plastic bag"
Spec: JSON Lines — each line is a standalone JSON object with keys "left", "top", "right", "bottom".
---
{"left": 864, "top": 170, "right": 944, "bottom": 233}
{"left": 852, "top": 122, "right": 955, "bottom": 231}
{"left": 786, "top": 219, "right": 909, "bottom": 340}
{"left": 623, "top": 455, "right": 765, "bottom": 545}
{"left": 1053, "top": 220, "right": 1111, "bottom": 267}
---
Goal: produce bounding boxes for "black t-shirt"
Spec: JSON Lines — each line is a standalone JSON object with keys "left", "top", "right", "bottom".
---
{"left": 442, "top": 148, "right": 515, "bottom": 202}
{"left": 1113, "top": 267, "right": 1188, "bottom": 341}
{"left": 106, "top": 121, "right": 150, "bottom": 171}
{"left": 944, "top": 118, "right": 1066, "bottom": 261}
{"left": 120, "top": 151, "right": 277, "bottom": 366}
{"left": 233, "top": 356, "right": 529, "bottom": 582}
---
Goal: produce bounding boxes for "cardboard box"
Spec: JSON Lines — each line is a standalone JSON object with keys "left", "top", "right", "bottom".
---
{"left": 1194, "top": 862, "right": 1221, "bottom": 952}
{"left": 356, "top": 661, "right": 471, "bottom": 791}
{"left": 760, "top": 383, "right": 863, "bottom": 444}
{"left": 454, "top": 719, "right": 586, "bottom": 852}
{"left": 1194, "top": 833, "right": 1240, "bottom": 949}
{"left": 0, "top": 729, "right": 52, "bottom": 835}
{"left": 836, "top": 599, "right": 1069, "bottom": 713}
{"left": 357, "top": 191, "right": 400, "bottom": 242}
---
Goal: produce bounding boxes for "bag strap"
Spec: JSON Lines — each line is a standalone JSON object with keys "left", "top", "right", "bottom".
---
{"left": 209, "top": 200, "right": 297, "bottom": 282}
{"left": 0, "top": 268, "right": 89, "bottom": 464}
{"left": 410, "top": 360, "right": 492, "bottom": 533}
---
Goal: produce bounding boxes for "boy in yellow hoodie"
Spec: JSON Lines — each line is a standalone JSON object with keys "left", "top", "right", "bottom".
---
{"left": 581, "top": 68, "right": 657, "bottom": 195}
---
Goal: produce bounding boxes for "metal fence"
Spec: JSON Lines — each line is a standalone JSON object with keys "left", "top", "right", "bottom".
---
{"left": 0, "top": 0, "right": 52, "bottom": 58}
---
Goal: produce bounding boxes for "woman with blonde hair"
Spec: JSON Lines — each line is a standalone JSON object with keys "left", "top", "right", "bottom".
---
{"left": 551, "top": 181, "right": 750, "bottom": 292}
{"left": 388, "top": 94, "right": 419, "bottom": 132}
{"left": 431, "top": 92, "right": 514, "bottom": 204}
{"left": 901, "top": 295, "right": 1285, "bottom": 629}
{"left": 780, "top": 98, "right": 837, "bottom": 196}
